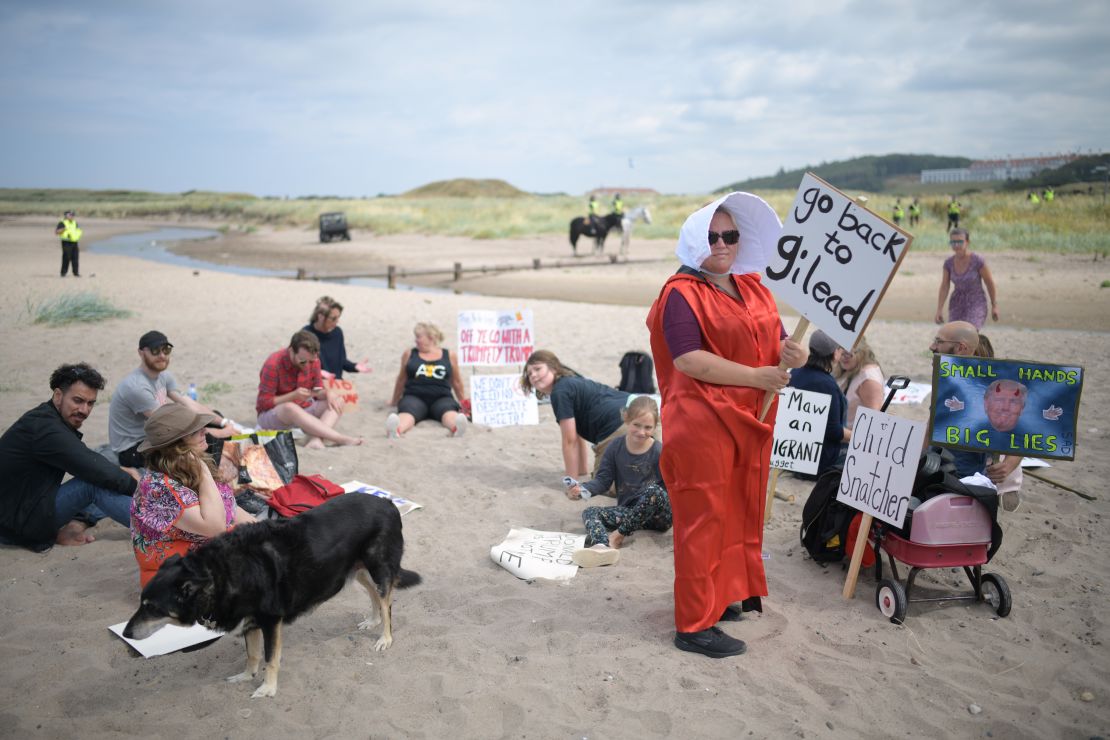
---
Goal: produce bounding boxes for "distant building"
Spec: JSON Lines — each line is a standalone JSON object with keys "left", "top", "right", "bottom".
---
{"left": 921, "top": 153, "right": 1083, "bottom": 184}
{"left": 591, "top": 186, "right": 659, "bottom": 196}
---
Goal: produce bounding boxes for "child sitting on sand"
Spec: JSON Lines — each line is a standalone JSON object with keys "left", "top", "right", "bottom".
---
{"left": 570, "top": 396, "right": 672, "bottom": 568}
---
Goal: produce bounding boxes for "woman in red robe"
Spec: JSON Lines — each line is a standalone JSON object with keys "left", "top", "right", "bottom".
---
{"left": 646, "top": 193, "right": 807, "bottom": 658}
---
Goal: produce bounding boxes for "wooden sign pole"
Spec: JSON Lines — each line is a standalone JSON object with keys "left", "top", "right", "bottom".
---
{"left": 764, "top": 468, "right": 781, "bottom": 524}
{"left": 759, "top": 317, "right": 809, "bottom": 422}
{"left": 841, "top": 513, "right": 873, "bottom": 599}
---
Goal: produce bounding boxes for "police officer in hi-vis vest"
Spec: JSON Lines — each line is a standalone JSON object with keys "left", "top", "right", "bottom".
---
{"left": 54, "top": 210, "right": 83, "bottom": 277}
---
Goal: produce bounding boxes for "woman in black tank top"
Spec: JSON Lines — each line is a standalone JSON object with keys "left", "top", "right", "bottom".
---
{"left": 386, "top": 321, "right": 469, "bottom": 438}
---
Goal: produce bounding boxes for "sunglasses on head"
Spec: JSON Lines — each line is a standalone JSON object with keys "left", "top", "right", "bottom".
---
{"left": 708, "top": 230, "right": 740, "bottom": 246}
{"left": 146, "top": 345, "right": 173, "bottom": 356}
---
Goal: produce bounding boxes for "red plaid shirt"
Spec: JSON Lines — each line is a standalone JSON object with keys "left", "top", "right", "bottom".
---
{"left": 256, "top": 348, "right": 322, "bottom": 414}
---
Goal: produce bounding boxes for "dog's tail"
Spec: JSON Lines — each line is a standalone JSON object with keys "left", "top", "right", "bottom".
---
{"left": 396, "top": 569, "right": 422, "bottom": 589}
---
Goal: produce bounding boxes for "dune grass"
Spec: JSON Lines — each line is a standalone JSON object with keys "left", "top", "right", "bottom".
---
{"left": 29, "top": 291, "right": 132, "bottom": 326}
{"left": 3, "top": 187, "right": 1107, "bottom": 252}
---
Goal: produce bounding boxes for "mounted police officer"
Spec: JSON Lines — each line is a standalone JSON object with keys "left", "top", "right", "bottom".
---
{"left": 612, "top": 192, "right": 624, "bottom": 217}
{"left": 54, "top": 210, "right": 83, "bottom": 277}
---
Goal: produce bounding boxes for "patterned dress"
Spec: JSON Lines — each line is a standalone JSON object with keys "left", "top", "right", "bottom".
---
{"left": 131, "top": 471, "right": 236, "bottom": 587}
{"left": 944, "top": 252, "right": 989, "bottom": 328}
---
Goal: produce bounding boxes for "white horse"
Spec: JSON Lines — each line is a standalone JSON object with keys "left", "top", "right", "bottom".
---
{"left": 619, "top": 205, "right": 652, "bottom": 256}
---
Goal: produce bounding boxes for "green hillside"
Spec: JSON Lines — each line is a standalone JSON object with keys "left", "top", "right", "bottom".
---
{"left": 719, "top": 154, "right": 971, "bottom": 193}
{"left": 401, "top": 178, "right": 527, "bottom": 198}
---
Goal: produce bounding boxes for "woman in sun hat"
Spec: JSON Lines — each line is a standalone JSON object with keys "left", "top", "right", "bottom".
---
{"left": 646, "top": 192, "right": 808, "bottom": 659}
{"left": 130, "top": 404, "right": 254, "bottom": 587}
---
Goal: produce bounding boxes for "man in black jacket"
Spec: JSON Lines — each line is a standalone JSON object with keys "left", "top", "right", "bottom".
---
{"left": 0, "top": 363, "right": 138, "bottom": 551}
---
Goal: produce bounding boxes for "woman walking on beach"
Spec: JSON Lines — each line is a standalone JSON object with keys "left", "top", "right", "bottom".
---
{"left": 520, "top": 350, "right": 630, "bottom": 480}
{"left": 130, "top": 404, "right": 253, "bottom": 587}
{"left": 935, "top": 229, "right": 999, "bottom": 329}
{"left": 647, "top": 193, "right": 806, "bottom": 659}
{"left": 386, "top": 321, "right": 468, "bottom": 438}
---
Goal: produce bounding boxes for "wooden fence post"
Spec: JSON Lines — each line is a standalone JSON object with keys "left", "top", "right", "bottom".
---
{"left": 387, "top": 265, "right": 396, "bottom": 289}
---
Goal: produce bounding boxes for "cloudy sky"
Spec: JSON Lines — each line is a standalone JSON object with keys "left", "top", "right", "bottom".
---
{"left": 2, "top": 0, "right": 1107, "bottom": 196}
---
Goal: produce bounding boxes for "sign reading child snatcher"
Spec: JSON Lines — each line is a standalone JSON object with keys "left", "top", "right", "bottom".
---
{"left": 457, "top": 310, "right": 534, "bottom": 366}
{"left": 836, "top": 408, "right": 927, "bottom": 529}
{"left": 770, "top": 388, "right": 831, "bottom": 475}
{"left": 764, "top": 173, "right": 912, "bottom": 350}
{"left": 929, "top": 355, "right": 1083, "bottom": 460}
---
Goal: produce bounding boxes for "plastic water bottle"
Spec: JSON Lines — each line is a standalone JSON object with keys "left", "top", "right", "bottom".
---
{"left": 187, "top": 383, "right": 198, "bottom": 401}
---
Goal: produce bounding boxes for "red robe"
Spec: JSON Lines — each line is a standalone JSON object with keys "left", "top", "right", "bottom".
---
{"left": 646, "top": 271, "right": 782, "bottom": 632}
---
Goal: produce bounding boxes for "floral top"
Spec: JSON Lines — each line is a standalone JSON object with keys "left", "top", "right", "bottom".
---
{"left": 131, "top": 470, "right": 236, "bottom": 587}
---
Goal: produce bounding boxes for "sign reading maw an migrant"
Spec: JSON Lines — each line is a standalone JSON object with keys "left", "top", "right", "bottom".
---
{"left": 929, "top": 355, "right": 1083, "bottom": 460}
{"left": 457, "top": 310, "right": 534, "bottom": 366}
{"left": 764, "top": 173, "right": 912, "bottom": 350}
{"left": 470, "top": 373, "right": 539, "bottom": 428}
{"left": 770, "top": 388, "right": 831, "bottom": 475}
{"left": 837, "top": 408, "right": 927, "bottom": 529}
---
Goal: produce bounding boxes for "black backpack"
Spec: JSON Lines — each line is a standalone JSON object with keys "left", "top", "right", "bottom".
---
{"left": 617, "top": 351, "right": 656, "bottom": 394}
{"left": 799, "top": 466, "right": 855, "bottom": 562}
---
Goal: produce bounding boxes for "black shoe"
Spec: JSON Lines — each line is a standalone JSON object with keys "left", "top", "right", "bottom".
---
{"left": 673, "top": 626, "right": 746, "bottom": 658}
{"left": 741, "top": 596, "right": 762, "bottom": 614}
{"left": 719, "top": 604, "right": 744, "bottom": 622}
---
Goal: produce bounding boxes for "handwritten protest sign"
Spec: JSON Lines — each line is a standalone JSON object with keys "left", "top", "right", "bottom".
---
{"left": 490, "top": 527, "right": 585, "bottom": 581}
{"left": 341, "top": 480, "right": 423, "bottom": 516}
{"left": 888, "top": 381, "right": 932, "bottom": 406}
{"left": 838, "top": 408, "right": 927, "bottom": 529}
{"left": 764, "top": 173, "right": 912, "bottom": 350}
{"left": 324, "top": 376, "right": 359, "bottom": 413}
{"left": 470, "top": 374, "right": 539, "bottom": 427}
{"left": 929, "top": 355, "right": 1083, "bottom": 460}
{"left": 457, "top": 309, "right": 534, "bottom": 366}
{"left": 770, "top": 388, "right": 831, "bottom": 475}
{"left": 838, "top": 408, "right": 927, "bottom": 599}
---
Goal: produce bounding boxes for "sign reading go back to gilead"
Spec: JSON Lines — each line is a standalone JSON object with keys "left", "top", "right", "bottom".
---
{"left": 765, "top": 173, "right": 912, "bottom": 350}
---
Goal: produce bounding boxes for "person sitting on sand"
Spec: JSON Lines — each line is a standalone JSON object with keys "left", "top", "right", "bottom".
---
{"left": 929, "top": 322, "right": 1021, "bottom": 507}
{"left": 569, "top": 396, "right": 672, "bottom": 568}
{"left": 109, "top": 330, "right": 237, "bottom": 468}
{"left": 785, "top": 330, "right": 850, "bottom": 479}
{"left": 520, "top": 350, "right": 631, "bottom": 480}
{"left": 833, "top": 335, "right": 884, "bottom": 423}
{"left": 386, "top": 321, "right": 468, "bottom": 438}
{"left": 256, "top": 330, "right": 362, "bottom": 448}
{"left": 131, "top": 404, "right": 255, "bottom": 587}
{"left": 304, "top": 296, "right": 371, "bottom": 380}
{"left": 0, "top": 363, "right": 138, "bottom": 550}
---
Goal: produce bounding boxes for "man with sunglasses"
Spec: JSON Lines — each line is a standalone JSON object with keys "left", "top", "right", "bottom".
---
{"left": 109, "top": 330, "right": 233, "bottom": 467}
{"left": 930, "top": 322, "right": 1022, "bottom": 506}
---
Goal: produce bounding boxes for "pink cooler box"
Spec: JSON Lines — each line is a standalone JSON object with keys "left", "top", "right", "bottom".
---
{"left": 909, "top": 494, "right": 992, "bottom": 545}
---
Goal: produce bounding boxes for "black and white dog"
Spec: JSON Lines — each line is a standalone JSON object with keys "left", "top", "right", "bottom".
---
{"left": 124, "top": 493, "right": 421, "bottom": 698}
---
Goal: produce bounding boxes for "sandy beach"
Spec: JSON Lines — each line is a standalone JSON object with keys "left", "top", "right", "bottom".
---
{"left": 1, "top": 215, "right": 1107, "bottom": 739}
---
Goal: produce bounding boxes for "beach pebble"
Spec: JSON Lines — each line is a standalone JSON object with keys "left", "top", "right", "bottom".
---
{"left": 1080, "top": 690, "right": 1095, "bottom": 702}
{"left": 968, "top": 703, "right": 982, "bottom": 715}
{"left": 826, "top": 721, "right": 834, "bottom": 731}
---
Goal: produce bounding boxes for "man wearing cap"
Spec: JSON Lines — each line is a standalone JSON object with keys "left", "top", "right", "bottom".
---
{"left": 0, "top": 363, "right": 138, "bottom": 550}
{"left": 785, "top": 330, "right": 851, "bottom": 478}
{"left": 930, "top": 321, "right": 1022, "bottom": 509}
{"left": 54, "top": 210, "right": 83, "bottom": 277}
{"left": 109, "top": 330, "right": 235, "bottom": 468}
{"left": 256, "top": 330, "right": 363, "bottom": 448}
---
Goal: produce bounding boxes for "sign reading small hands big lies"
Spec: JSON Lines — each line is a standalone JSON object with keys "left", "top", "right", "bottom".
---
{"left": 457, "top": 310, "right": 535, "bottom": 366}
{"left": 765, "top": 173, "right": 912, "bottom": 350}
{"left": 929, "top": 355, "right": 1084, "bottom": 460}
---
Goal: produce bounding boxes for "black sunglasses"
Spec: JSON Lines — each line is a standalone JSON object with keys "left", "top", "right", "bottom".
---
{"left": 145, "top": 345, "right": 173, "bottom": 356}
{"left": 708, "top": 230, "right": 740, "bottom": 246}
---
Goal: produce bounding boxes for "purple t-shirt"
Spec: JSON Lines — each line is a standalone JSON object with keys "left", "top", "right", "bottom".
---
{"left": 662, "top": 289, "right": 787, "bottom": 359}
